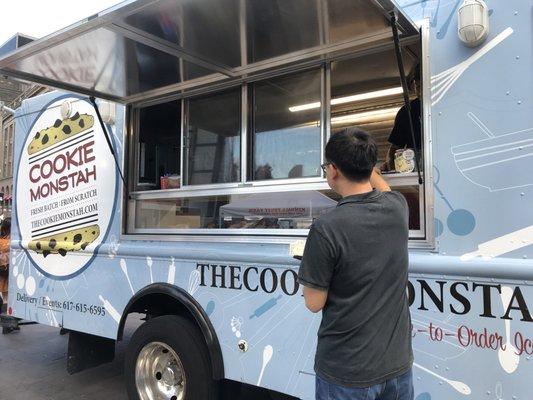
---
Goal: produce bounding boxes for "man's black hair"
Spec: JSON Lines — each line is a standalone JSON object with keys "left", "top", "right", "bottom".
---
{"left": 407, "top": 63, "right": 420, "bottom": 90}
{"left": 325, "top": 128, "right": 377, "bottom": 182}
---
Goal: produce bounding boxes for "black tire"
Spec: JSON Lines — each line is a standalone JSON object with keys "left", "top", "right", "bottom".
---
{"left": 125, "top": 315, "right": 219, "bottom": 400}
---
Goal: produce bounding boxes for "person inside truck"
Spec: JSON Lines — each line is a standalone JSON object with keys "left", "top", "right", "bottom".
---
{"left": 299, "top": 128, "right": 413, "bottom": 400}
{"left": 381, "top": 66, "right": 422, "bottom": 172}
{"left": 0, "top": 218, "right": 11, "bottom": 312}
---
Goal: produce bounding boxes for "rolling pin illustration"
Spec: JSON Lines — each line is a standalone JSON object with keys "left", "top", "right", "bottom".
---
{"left": 461, "top": 225, "right": 533, "bottom": 260}
{"left": 250, "top": 295, "right": 282, "bottom": 319}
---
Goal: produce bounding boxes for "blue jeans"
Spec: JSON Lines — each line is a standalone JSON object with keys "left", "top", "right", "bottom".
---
{"left": 316, "top": 369, "right": 414, "bottom": 400}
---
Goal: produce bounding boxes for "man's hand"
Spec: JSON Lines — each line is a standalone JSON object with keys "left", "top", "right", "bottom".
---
{"left": 380, "top": 161, "right": 392, "bottom": 172}
{"left": 370, "top": 168, "right": 391, "bottom": 192}
{"left": 303, "top": 286, "right": 328, "bottom": 313}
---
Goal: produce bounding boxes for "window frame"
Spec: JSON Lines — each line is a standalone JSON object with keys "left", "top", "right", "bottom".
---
{"left": 133, "top": 100, "right": 183, "bottom": 190}
{"left": 247, "top": 68, "right": 325, "bottom": 183}
{"left": 183, "top": 87, "right": 243, "bottom": 187}
{"left": 125, "top": 20, "right": 433, "bottom": 247}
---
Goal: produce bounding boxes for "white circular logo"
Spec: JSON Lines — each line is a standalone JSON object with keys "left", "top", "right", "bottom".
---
{"left": 16, "top": 97, "right": 117, "bottom": 278}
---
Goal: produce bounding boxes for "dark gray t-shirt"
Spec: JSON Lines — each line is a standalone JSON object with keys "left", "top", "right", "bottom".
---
{"left": 298, "top": 189, "right": 413, "bottom": 387}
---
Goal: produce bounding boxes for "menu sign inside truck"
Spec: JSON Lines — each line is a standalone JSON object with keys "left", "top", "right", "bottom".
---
{"left": 15, "top": 97, "right": 117, "bottom": 278}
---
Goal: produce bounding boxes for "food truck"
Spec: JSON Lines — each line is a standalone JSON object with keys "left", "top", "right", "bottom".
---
{"left": 0, "top": 0, "right": 532, "bottom": 398}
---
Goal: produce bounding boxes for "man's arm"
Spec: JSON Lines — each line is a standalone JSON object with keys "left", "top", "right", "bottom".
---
{"left": 298, "top": 225, "right": 336, "bottom": 313}
{"left": 370, "top": 168, "right": 391, "bottom": 192}
{"left": 303, "top": 286, "right": 328, "bottom": 313}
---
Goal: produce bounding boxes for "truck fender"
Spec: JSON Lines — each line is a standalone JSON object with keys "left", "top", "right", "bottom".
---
{"left": 117, "top": 283, "right": 224, "bottom": 380}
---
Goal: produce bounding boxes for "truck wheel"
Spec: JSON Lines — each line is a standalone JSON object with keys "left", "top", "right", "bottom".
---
{"left": 125, "top": 315, "right": 219, "bottom": 400}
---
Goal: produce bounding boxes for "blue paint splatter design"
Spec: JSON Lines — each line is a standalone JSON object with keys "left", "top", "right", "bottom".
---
{"left": 437, "top": 0, "right": 462, "bottom": 39}
{"left": 205, "top": 300, "right": 215, "bottom": 316}
{"left": 447, "top": 209, "right": 476, "bottom": 236}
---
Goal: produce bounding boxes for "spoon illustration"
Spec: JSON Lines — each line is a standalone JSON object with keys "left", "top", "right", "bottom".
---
{"left": 494, "top": 382, "right": 503, "bottom": 399}
{"left": 414, "top": 363, "right": 471, "bottom": 395}
{"left": 498, "top": 286, "right": 520, "bottom": 373}
{"left": 433, "top": 166, "right": 476, "bottom": 236}
{"left": 146, "top": 256, "right": 153, "bottom": 284}
{"left": 257, "top": 345, "right": 274, "bottom": 386}
{"left": 120, "top": 258, "right": 135, "bottom": 294}
{"left": 99, "top": 294, "right": 121, "bottom": 323}
{"left": 431, "top": 0, "right": 441, "bottom": 27}
{"left": 167, "top": 257, "right": 176, "bottom": 284}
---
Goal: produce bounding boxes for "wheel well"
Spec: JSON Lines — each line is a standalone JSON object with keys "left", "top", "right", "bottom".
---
{"left": 117, "top": 283, "right": 224, "bottom": 380}
{"left": 119, "top": 293, "right": 195, "bottom": 327}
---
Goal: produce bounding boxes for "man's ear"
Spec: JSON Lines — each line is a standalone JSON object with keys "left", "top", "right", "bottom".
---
{"left": 331, "top": 164, "right": 340, "bottom": 180}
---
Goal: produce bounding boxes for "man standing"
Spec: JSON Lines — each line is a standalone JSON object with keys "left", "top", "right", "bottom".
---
{"left": 298, "top": 128, "right": 413, "bottom": 400}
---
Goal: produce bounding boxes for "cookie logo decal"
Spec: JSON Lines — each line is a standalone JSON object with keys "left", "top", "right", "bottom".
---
{"left": 16, "top": 97, "right": 117, "bottom": 278}
{"left": 27, "top": 112, "right": 94, "bottom": 155}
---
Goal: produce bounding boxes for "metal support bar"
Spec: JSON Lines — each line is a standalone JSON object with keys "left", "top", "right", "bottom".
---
{"left": 0, "top": 69, "right": 124, "bottom": 103}
{"left": 107, "top": 23, "right": 236, "bottom": 78}
{"left": 88, "top": 96, "right": 129, "bottom": 197}
{"left": 0, "top": 102, "right": 15, "bottom": 114}
{"left": 390, "top": 12, "right": 423, "bottom": 185}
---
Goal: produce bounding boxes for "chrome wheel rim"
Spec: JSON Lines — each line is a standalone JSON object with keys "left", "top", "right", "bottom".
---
{"left": 135, "top": 341, "right": 186, "bottom": 400}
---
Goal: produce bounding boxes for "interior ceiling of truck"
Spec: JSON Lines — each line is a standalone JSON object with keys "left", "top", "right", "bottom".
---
{"left": 0, "top": 0, "right": 419, "bottom": 105}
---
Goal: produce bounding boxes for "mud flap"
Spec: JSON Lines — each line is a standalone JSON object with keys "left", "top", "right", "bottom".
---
{"left": 67, "top": 330, "right": 115, "bottom": 374}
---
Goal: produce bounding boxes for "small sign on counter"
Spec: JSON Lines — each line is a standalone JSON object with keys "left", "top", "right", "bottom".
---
{"left": 290, "top": 240, "right": 306, "bottom": 260}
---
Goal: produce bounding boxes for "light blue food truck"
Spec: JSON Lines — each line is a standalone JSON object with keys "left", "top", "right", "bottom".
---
{"left": 0, "top": 0, "right": 532, "bottom": 399}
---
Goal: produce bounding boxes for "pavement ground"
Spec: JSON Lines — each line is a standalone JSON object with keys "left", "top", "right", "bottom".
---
{"left": 0, "top": 316, "right": 295, "bottom": 400}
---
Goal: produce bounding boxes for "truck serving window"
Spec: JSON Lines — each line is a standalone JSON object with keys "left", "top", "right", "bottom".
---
{"left": 185, "top": 89, "right": 241, "bottom": 185}
{"left": 329, "top": 48, "right": 424, "bottom": 234}
{"left": 129, "top": 50, "right": 428, "bottom": 239}
{"left": 136, "top": 100, "right": 181, "bottom": 190}
{"left": 250, "top": 69, "right": 322, "bottom": 181}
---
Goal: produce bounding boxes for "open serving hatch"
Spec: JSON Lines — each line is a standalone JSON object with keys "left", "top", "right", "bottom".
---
{"left": 0, "top": 0, "right": 418, "bottom": 105}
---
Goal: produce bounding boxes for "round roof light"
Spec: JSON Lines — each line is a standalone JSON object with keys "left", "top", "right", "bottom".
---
{"left": 458, "top": 0, "right": 490, "bottom": 47}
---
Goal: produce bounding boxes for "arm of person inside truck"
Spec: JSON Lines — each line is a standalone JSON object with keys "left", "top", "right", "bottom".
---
{"left": 382, "top": 143, "right": 401, "bottom": 172}
{"left": 298, "top": 225, "right": 336, "bottom": 313}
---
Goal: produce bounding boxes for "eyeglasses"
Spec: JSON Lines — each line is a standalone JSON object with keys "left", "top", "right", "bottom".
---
{"left": 320, "top": 162, "right": 331, "bottom": 173}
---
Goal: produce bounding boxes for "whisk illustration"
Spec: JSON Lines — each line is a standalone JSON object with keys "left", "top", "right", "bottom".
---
{"left": 188, "top": 268, "right": 201, "bottom": 295}
{"left": 431, "top": 27, "right": 513, "bottom": 106}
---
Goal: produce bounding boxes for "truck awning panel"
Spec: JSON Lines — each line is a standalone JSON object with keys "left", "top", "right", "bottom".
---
{"left": 0, "top": 0, "right": 418, "bottom": 104}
